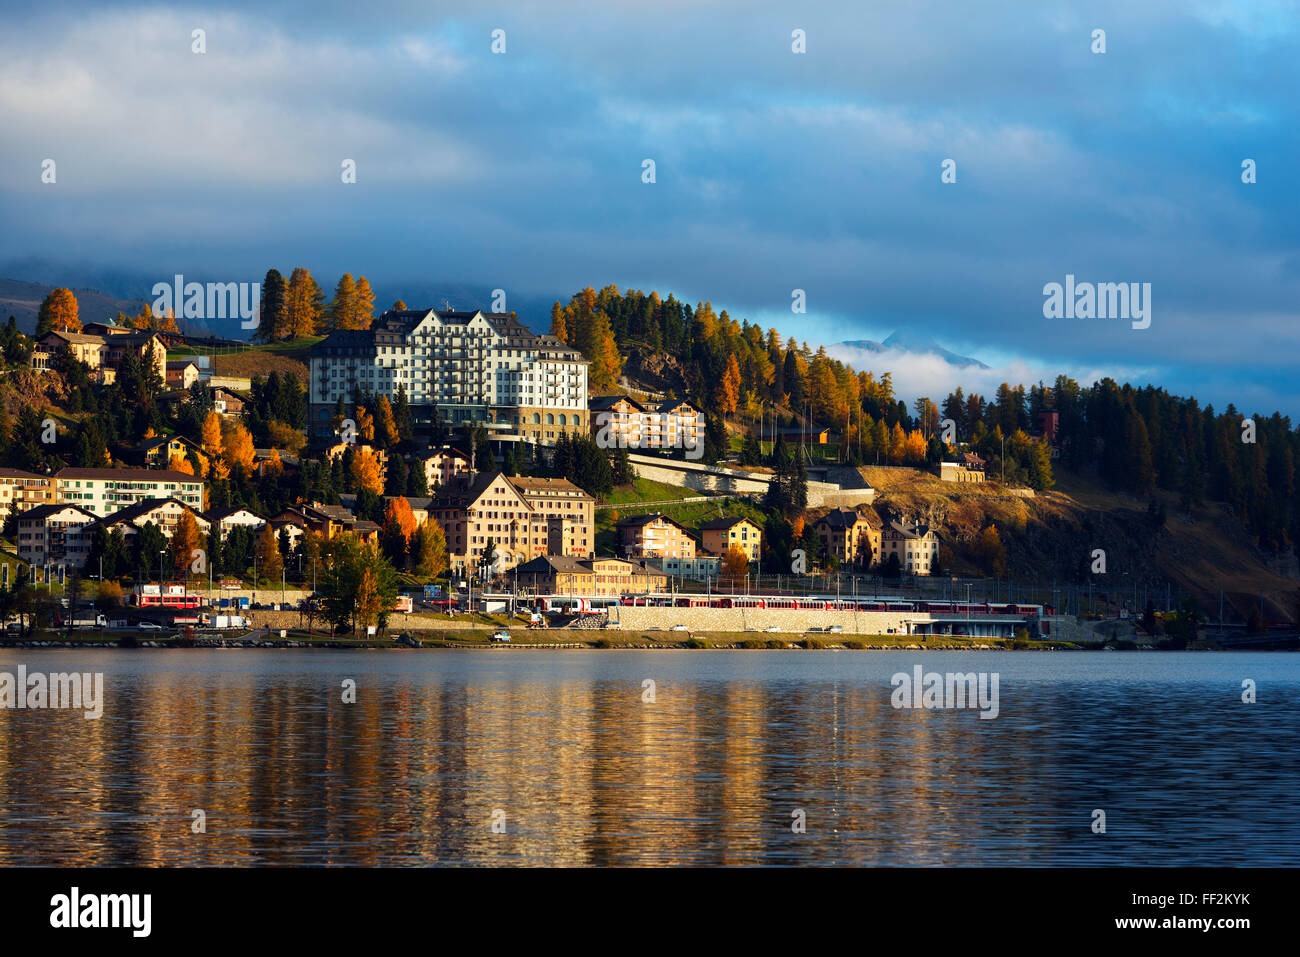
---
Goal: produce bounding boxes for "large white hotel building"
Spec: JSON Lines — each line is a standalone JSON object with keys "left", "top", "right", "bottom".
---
{"left": 309, "top": 308, "right": 589, "bottom": 444}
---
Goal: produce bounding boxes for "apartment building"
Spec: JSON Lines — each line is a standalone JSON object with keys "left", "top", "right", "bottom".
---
{"left": 880, "top": 521, "right": 940, "bottom": 575}
{"left": 699, "top": 516, "right": 763, "bottom": 562}
{"left": 508, "top": 476, "right": 595, "bottom": 558}
{"left": 14, "top": 504, "right": 98, "bottom": 568}
{"left": 615, "top": 513, "right": 696, "bottom": 560}
{"left": 308, "top": 308, "right": 589, "bottom": 444}
{"left": 590, "top": 395, "right": 705, "bottom": 452}
{"left": 814, "top": 507, "right": 881, "bottom": 566}
{"left": 31, "top": 330, "right": 167, "bottom": 386}
{"left": 514, "top": 555, "right": 668, "bottom": 597}
{"left": 54, "top": 468, "right": 205, "bottom": 517}
{"left": 0, "top": 468, "right": 54, "bottom": 514}
{"left": 428, "top": 471, "right": 596, "bottom": 575}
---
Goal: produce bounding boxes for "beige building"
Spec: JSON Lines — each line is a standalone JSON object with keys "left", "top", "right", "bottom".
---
{"left": 699, "top": 516, "right": 762, "bottom": 562}
{"left": 615, "top": 513, "right": 696, "bottom": 560}
{"left": 514, "top": 555, "right": 667, "bottom": 597}
{"left": 166, "top": 359, "right": 202, "bottom": 389}
{"left": 414, "top": 446, "right": 471, "bottom": 489}
{"left": 508, "top": 476, "right": 595, "bottom": 558}
{"left": 881, "top": 521, "right": 940, "bottom": 575}
{"left": 55, "top": 468, "right": 205, "bottom": 517}
{"left": 31, "top": 330, "right": 167, "bottom": 386}
{"left": 815, "top": 507, "right": 881, "bottom": 566}
{"left": 429, "top": 471, "right": 595, "bottom": 576}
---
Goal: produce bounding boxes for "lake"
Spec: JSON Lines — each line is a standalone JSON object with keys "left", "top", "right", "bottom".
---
{"left": 0, "top": 649, "right": 1295, "bottom": 866}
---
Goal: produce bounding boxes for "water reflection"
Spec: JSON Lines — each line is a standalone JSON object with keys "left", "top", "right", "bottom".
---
{"left": 0, "top": 650, "right": 1296, "bottom": 865}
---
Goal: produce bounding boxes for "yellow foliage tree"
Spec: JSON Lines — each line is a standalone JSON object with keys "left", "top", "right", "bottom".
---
{"left": 200, "top": 411, "right": 223, "bottom": 458}
{"left": 221, "top": 420, "right": 256, "bottom": 474}
{"left": 352, "top": 447, "right": 384, "bottom": 494}
{"left": 36, "top": 288, "right": 80, "bottom": 334}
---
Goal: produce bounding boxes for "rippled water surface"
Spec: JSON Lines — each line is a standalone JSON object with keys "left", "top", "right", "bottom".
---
{"left": 0, "top": 649, "right": 1295, "bottom": 865}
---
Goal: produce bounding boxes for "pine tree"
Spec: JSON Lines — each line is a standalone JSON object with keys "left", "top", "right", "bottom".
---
{"left": 258, "top": 269, "right": 288, "bottom": 342}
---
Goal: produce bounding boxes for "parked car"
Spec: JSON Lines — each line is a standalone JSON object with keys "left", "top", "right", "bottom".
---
{"left": 137, "top": 622, "right": 163, "bottom": 631}
{"left": 764, "top": 626, "right": 781, "bottom": 633}
{"left": 670, "top": 624, "right": 689, "bottom": 632}
{"left": 489, "top": 631, "right": 512, "bottom": 643}
{"left": 828, "top": 625, "right": 844, "bottom": 634}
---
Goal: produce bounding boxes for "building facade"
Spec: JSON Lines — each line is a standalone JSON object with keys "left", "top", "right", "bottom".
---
{"left": 699, "top": 516, "right": 763, "bottom": 562}
{"left": 55, "top": 468, "right": 205, "bottom": 516}
{"left": 590, "top": 395, "right": 705, "bottom": 453}
{"left": 615, "top": 513, "right": 696, "bottom": 559}
{"left": 309, "top": 308, "right": 589, "bottom": 444}
{"left": 880, "top": 521, "right": 940, "bottom": 575}
{"left": 814, "top": 507, "right": 880, "bottom": 566}
{"left": 15, "top": 504, "right": 98, "bottom": 569}
{"left": 514, "top": 555, "right": 668, "bottom": 597}
{"left": 0, "top": 468, "right": 54, "bottom": 514}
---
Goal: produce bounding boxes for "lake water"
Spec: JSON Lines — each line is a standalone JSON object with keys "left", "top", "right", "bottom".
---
{"left": 0, "top": 649, "right": 1295, "bottom": 866}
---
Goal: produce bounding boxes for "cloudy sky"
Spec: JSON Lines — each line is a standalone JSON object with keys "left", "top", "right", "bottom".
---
{"left": 1, "top": 1, "right": 1297, "bottom": 414}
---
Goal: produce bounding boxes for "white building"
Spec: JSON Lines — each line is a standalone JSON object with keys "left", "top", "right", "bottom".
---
{"left": 309, "top": 308, "right": 589, "bottom": 444}
{"left": 54, "top": 468, "right": 205, "bottom": 517}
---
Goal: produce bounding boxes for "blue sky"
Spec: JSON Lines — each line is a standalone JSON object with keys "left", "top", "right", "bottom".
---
{"left": 1, "top": 1, "right": 1297, "bottom": 415}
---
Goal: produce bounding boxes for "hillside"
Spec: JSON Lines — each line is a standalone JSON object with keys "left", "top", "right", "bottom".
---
{"left": 0, "top": 278, "right": 149, "bottom": 333}
{"left": 860, "top": 465, "right": 1299, "bottom": 623}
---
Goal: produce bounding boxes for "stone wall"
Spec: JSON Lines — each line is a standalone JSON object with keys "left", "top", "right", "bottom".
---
{"left": 612, "top": 605, "right": 914, "bottom": 635}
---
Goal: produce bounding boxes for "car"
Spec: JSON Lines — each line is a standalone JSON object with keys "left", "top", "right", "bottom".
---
{"left": 670, "top": 624, "right": 689, "bottom": 632}
{"left": 763, "top": 626, "right": 781, "bottom": 633}
{"left": 828, "top": 625, "right": 844, "bottom": 634}
{"left": 137, "top": 622, "right": 163, "bottom": 631}
{"left": 489, "top": 631, "right": 512, "bottom": 643}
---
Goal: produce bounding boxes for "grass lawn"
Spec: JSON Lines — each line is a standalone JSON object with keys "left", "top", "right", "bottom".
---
{"left": 601, "top": 477, "right": 705, "bottom": 505}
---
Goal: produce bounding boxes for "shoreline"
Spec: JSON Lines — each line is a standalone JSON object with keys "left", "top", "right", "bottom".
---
{"left": 0, "top": 631, "right": 1269, "bottom": 652}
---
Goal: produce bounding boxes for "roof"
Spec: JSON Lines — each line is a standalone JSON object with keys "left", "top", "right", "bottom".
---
{"left": 508, "top": 476, "right": 594, "bottom": 500}
{"left": 430, "top": 471, "right": 518, "bottom": 508}
{"left": 205, "top": 506, "right": 267, "bottom": 523}
{"left": 515, "top": 555, "right": 660, "bottom": 576}
{"left": 815, "top": 506, "right": 869, "bottom": 529}
{"left": 615, "top": 512, "right": 691, "bottom": 532}
{"left": 128, "top": 434, "right": 198, "bottom": 453}
{"left": 415, "top": 445, "right": 470, "bottom": 461}
{"left": 589, "top": 395, "right": 647, "bottom": 413}
{"left": 0, "top": 468, "right": 48, "bottom": 481}
{"left": 166, "top": 359, "right": 200, "bottom": 369}
{"left": 886, "top": 521, "right": 935, "bottom": 539}
{"left": 55, "top": 468, "right": 202, "bottom": 483}
{"left": 95, "top": 497, "right": 205, "bottom": 526}
{"left": 15, "top": 503, "right": 97, "bottom": 522}
{"left": 699, "top": 515, "right": 759, "bottom": 531}
{"left": 653, "top": 398, "right": 701, "bottom": 415}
